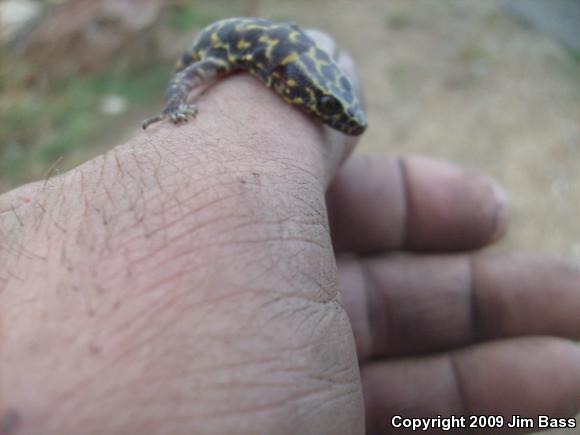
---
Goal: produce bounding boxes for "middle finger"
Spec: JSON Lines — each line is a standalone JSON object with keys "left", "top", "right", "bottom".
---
{"left": 338, "top": 252, "right": 580, "bottom": 362}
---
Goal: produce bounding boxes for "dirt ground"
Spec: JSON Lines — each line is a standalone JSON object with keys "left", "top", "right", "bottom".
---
{"left": 253, "top": 0, "right": 580, "bottom": 260}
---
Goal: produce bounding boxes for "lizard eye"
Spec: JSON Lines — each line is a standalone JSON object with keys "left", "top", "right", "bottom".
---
{"left": 318, "top": 95, "right": 342, "bottom": 115}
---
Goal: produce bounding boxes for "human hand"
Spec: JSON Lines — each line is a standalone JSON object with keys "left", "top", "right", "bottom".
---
{"left": 1, "top": 43, "right": 579, "bottom": 435}
{"left": 330, "top": 154, "right": 580, "bottom": 434}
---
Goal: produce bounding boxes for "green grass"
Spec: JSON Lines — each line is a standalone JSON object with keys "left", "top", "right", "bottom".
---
{"left": 1, "top": 63, "right": 168, "bottom": 185}
{"left": 0, "top": 3, "right": 236, "bottom": 188}
{"left": 456, "top": 44, "right": 486, "bottom": 65}
{"left": 385, "top": 12, "right": 413, "bottom": 30}
{"left": 168, "top": 3, "right": 225, "bottom": 33}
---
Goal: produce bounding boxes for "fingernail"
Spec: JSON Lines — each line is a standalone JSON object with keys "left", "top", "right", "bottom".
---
{"left": 488, "top": 177, "right": 510, "bottom": 242}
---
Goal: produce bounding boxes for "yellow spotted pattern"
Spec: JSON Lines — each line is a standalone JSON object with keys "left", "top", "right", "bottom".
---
{"left": 147, "top": 17, "right": 367, "bottom": 135}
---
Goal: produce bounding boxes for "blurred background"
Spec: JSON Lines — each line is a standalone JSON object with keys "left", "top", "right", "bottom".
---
{"left": 0, "top": 0, "right": 579, "bottom": 432}
{"left": 1, "top": 0, "right": 579, "bottom": 259}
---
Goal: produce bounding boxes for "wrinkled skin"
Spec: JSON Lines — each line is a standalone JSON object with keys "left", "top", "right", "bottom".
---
{"left": 1, "top": 39, "right": 579, "bottom": 435}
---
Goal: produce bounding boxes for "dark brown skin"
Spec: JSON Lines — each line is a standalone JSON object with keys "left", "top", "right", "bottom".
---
{"left": 0, "top": 39, "right": 579, "bottom": 435}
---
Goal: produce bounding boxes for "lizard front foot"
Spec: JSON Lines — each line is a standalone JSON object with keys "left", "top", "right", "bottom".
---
{"left": 168, "top": 104, "right": 198, "bottom": 123}
{"left": 142, "top": 104, "right": 198, "bottom": 129}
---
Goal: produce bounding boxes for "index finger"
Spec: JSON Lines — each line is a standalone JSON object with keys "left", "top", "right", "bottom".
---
{"left": 327, "top": 154, "right": 509, "bottom": 253}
